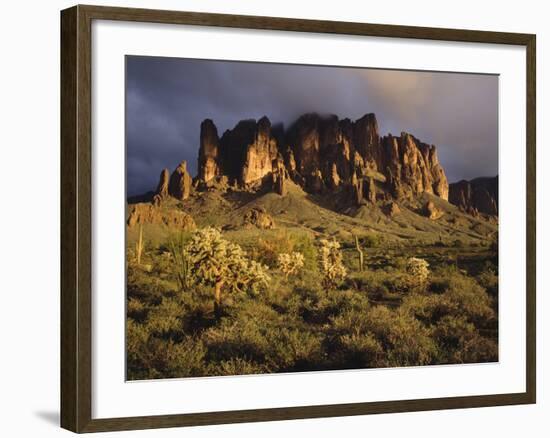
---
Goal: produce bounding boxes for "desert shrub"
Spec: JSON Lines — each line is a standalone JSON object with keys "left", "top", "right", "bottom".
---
{"left": 277, "top": 252, "right": 305, "bottom": 278}
{"left": 175, "top": 285, "right": 219, "bottom": 333}
{"left": 286, "top": 287, "right": 369, "bottom": 325}
{"left": 266, "top": 327, "right": 325, "bottom": 371}
{"left": 477, "top": 266, "right": 498, "bottom": 297}
{"left": 406, "top": 257, "right": 430, "bottom": 286}
{"left": 186, "top": 227, "right": 270, "bottom": 315}
{"left": 401, "top": 293, "right": 457, "bottom": 325}
{"left": 328, "top": 331, "right": 383, "bottom": 369}
{"left": 360, "top": 232, "right": 384, "bottom": 248}
{"left": 127, "top": 264, "right": 175, "bottom": 304}
{"left": 428, "top": 277, "right": 450, "bottom": 294}
{"left": 251, "top": 230, "right": 317, "bottom": 271}
{"left": 326, "top": 304, "right": 436, "bottom": 368}
{"left": 126, "top": 318, "right": 206, "bottom": 380}
{"left": 252, "top": 231, "right": 296, "bottom": 267}
{"left": 345, "top": 269, "right": 411, "bottom": 298}
{"left": 212, "top": 357, "right": 267, "bottom": 376}
{"left": 444, "top": 275, "right": 495, "bottom": 324}
{"left": 365, "top": 306, "right": 438, "bottom": 367}
{"left": 127, "top": 319, "right": 151, "bottom": 378}
{"left": 127, "top": 297, "right": 148, "bottom": 322}
{"left": 145, "top": 297, "right": 185, "bottom": 340}
{"left": 318, "top": 238, "right": 347, "bottom": 288}
{"left": 156, "top": 337, "right": 207, "bottom": 378}
{"left": 285, "top": 286, "right": 329, "bottom": 324}
{"left": 203, "top": 319, "right": 268, "bottom": 365}
{"left": 432, "top": 315, "right": 498, "bottom": 363}
{"left": 404, "top": 272, "right": 494, "bottom": 327}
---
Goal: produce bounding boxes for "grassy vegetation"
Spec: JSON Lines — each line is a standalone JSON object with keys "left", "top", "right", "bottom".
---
{"left": 126, "top": 226, "right": 498, "bottom": 380}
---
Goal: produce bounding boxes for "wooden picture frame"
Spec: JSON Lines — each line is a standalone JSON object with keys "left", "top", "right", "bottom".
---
{"left": 61, "top": 4, "right": 536, "bottom": 433}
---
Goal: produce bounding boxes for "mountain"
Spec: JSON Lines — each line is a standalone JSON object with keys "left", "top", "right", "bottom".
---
{"left": 127, "top": 112, "right": 497, "bottom": 245}
{"left": 449, "top": 176, "right": 498, "bottom": 216}
{"left": 196, "top": 113, "right": 449, "bottom": 203}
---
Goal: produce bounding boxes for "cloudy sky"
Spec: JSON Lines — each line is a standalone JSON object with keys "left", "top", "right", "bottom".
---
{"left": 126, "top": 56, "right": 498, "bottom": 196}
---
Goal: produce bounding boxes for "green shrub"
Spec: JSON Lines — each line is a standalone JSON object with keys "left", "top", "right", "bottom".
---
{"left": 329, "top": 332, "right": 383, "bottom": 369}
{"left": 432, "top": 315, "right": 497, "bottom": 363}
{"left": 251, "top": 230, "right": 317, "bottom": 272}
{"left": 365, "top": 306, "right": 438, "bottom": 367}
{"left": 477, "top": 266, "right": 498, "bottom": 297}
{"left": 127, "top": 297, "right": 148, "bottom": 322}
{"left": 212, "top": 357, "right": 267, "bottom": 376}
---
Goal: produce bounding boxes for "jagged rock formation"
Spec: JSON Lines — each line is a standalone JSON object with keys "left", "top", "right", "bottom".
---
{"left": 168, "top": 161, "right": 193, "bottom": 200}
{"left": 449, "top": 176, "right": 498, "bottom": 216}
{"left": 127, "top": 203, "right": 196, "bottom": 229}
{"left": 196, "top": 113, "right": 449, "bottom": 206}
{"left": 382, "top": 133, "right": 448, "bottom": 200}
{"left": 152, "top": 168, "right": 170, "bottom": 206}
{"left": 198, "top": 119, "right": 220, "bottom": 183}
{"left": 198, "top": 117, "right": 279, "bottom": 187}
{"left": 365, "top": 177, "right": 377, "bottom": 204}
{"left": 139, "top": 112, "right": 453, "bottom": 213}
{"left": 271, "top": 157, "right": 288, "bottom": 196}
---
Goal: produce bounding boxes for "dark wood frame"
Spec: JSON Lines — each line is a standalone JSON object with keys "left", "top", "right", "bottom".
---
{"left": 61, "top": 4, "right": 536, "bottom": 433}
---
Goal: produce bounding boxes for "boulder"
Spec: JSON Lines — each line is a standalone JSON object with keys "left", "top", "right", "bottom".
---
{"left": 385, "top": 201, "right": 401, "bottom": 217}
{"left": 243, "top": 207, "right": 275, "bottom": 229}
{"left": 424, "top": 200, "right": 444, "bottom": 220}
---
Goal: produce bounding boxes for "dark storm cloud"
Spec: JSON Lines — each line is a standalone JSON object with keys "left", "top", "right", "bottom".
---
{"left": 126, "top": 56, "right": 498, "bottom": 196}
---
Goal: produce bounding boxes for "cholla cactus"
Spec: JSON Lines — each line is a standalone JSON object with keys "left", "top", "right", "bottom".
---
{"left": 277, "top": 252, "right": 305, "bottom": 279}
{"left": 186, "top": 227, "right": 270, "bottom": 315}
{"left": 318, "top": 238, "right": 347, "bottom": 288}
{"left": 406, "top": 257, "right": 430, "bottom": 285}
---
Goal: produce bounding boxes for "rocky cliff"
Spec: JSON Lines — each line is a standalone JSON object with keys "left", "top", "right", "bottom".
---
{"left": 449, "top": 176, "right": 498, "bottom": 216}
{"left": 195, "top": 112, "right": 449, "bottom": 205}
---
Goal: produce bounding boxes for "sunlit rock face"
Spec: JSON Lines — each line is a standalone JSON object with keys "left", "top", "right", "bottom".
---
{"left": 182, "top": 112, "right": 451, "bottom": 206}
{"left": 381, "top": 132, "right": 449, "bottom": 201}
{"left": 198, "top": 119, "right": 220, "bottom": 183}
{"left": 239, "top": 116, "right": 279, "bottom": 185}
{"left": 168, "top": 160, "right": 193, "bottom": 200}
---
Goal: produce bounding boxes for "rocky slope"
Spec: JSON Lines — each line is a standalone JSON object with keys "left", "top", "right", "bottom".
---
{"left": 449, "top": 176, "right": 498, "bottom": 216}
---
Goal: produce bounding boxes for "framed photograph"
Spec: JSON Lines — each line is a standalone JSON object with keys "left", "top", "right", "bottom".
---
{"left": 60, "top": 4, "right": 536, "bottom": 433}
